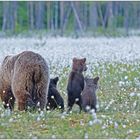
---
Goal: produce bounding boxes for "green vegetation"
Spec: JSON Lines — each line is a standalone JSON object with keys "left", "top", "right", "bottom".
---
{"left": 1, "top": 1, "right": 140, "bottom": 37}
{"left": 0, "top": 62, "right": 140, "bottom": 139}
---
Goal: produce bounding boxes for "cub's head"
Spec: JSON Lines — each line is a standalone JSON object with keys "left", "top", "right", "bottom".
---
{"left": 85, "top": 76, "right": 99, "bottom": 90}
{"left": 49, "top": 77, "right": 59, "bottom": 88}
{"left": 72, "top": 57, "right": 87, "bottom": 72}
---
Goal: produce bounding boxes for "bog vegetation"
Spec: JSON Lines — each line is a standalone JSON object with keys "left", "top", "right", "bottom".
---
{"left": 0, "top": 37, "right": 140, "bottom": 138}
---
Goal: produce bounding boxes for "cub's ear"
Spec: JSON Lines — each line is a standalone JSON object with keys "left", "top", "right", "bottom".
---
{"left": 93, "top": 76, "right": 99, "bottom": 84}
{"left": 73, "top": 57, "right": 77, "bottom": 62}
{"left": 53, "top": 77, "right": 59, "bottom": 84}
{"left": 83, "top": 58, "right": 86, "bottom": 63}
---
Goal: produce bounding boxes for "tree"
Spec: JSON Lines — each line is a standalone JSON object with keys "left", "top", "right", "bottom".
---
{"left": 2, "top": 1, "right": 17, "bottom": 32}
{"left": 28, "top": 1, "right": 34, "bottom": 30}
{"left": 89, "top": 2, "right": 98, "bottom": 29}
{"left": 35, "top": 1, "right": 45, "bottom": 29}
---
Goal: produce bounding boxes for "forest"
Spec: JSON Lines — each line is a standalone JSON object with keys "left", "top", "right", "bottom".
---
{"left": 1, "top": 1, "right": 140, "bottom": 36}
{"left": 0, "top": 1, "right": 140, "bottom": 139}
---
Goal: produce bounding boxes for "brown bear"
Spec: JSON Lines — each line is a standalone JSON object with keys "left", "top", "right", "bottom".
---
{"left": 67, "top": 57, "right": 87, "bottom": 113}
{"left": 81, "top": 76, "right": 99, "bottom": 112}
{"left": 46, "top": 77, "right": 64, "bottom": 112}
{"left": 0, "top": 54, "right": 21, "bottom": 110}
{"left": 0, "top": 51, "right": 50, "bottom": 111}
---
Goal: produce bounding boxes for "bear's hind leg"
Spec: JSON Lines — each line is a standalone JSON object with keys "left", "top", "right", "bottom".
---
{"left": 67, "top": 98, "right": 74, "bottom": 113}
{"left": 36, "top": 83, "right": 48, "bottom": 110}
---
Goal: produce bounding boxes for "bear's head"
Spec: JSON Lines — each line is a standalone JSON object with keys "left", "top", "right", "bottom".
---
{"left": 85, "top": 76, "right": 99, "bottom": 90}
{"left": 72, "top": 57, "right": 87, "bottom": 72}
{"left": 49, "top": 77, "right": 59, "bottom": 88}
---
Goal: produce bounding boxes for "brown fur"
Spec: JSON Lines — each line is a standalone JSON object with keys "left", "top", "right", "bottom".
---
{"left": 0, "top": 51, "right": 50, "bottom": 111}
{"left": 81, "top": 77, "right": 99, "bottom": 112}
{"left": 67, "top": 57, "right": 87, "bottom": 113}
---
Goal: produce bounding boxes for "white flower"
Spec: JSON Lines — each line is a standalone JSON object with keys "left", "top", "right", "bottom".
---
{"left": 93, "top": 119, "right": 102, "bottom": 124}
{"left": 114, "top": 122, "right": 118, "bottom": 128}
{"left": 84, "top": 133, "right": 88, "bottom": 139}
{"left": 136, "top": 136, "right": 140, "bottom": 140}
{"left": 130, "top": 92, "right": 136, "bottom": 97}
{"left": 51, "top": 135, "right": 56, "bottom": 139}
{"left": 88, "top": 120, "right": 93, "bottom": 126}
{"left": 75, "top": 98, "right": 79, "bottom": 102}
{"left": 86, "top": 105, "right": 90, "bottom": 111}
{"left": 37, "top": 102, "right": 40, "bottom": 106}
{"left": 2, "top": 101, "right": 5, "bottom": 105}
{"left": 9, "top": 118, "right": 14, "bottom": 123}
{"left": 61, "top": 115, "right": 65, "bottom": 119}
{"left": 133, "top": 101, "right": 137, "bottom": 108}
{"left": 124, "top": 76, "right": 128, "bottom": 80}
{"left": 119, "top": 81, "right": 124, "bottom": 87}
{"left": 51, "top": 96, "right": 54, "bottom": 99}
{"left": 122, "top": 124, "right": 126, "bottom": 128}
{"left": 58, "top": 106, "right": 62, "bottom": 109}
{"left": 80, "top": 120, "right": 84, "bottom": 126}
{"left": 46, "top": 106, "right": 50, "bottom": 109}
{"left": 102, "top": 125, "right": 106, "bottom": 129}
{"left": 127, "top": 129, "right": 133, "bottom": 134}
{"left": 96, "top": 104, "right": 99, "bottom": 109}
{"left": 3, "top": 90, "right": 5, "bottom": 93}
{"left": 36, "top": 116, "right": 41, "bottom": 121}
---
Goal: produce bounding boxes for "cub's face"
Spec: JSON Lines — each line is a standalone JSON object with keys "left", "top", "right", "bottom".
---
{"left": 49, "top": 77, "right": 59, "bottom": 88}
{"left": 72, "top": 58, "right": 87, "bottom": 72}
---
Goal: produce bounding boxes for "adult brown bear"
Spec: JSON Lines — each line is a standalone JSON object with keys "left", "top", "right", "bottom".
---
{"left": 0, "top": 51, "right": 50, "bottom": 111}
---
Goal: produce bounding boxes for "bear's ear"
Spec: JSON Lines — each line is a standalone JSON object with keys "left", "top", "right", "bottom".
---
{"left": 83, "top": 58, "right": 86, "bottom": 63}
{"left": 53, "top": 77, "right": 59, "bottom": 84}
{"left": 93, "top": 76, "right": 99, "bottom": 84}
{"left": 73, "top": 57, "right": 77, "bottom": 62}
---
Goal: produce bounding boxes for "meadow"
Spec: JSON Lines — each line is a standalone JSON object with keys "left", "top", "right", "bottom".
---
{"left": 0, "top": 36, "right": 140, "bottom": 139}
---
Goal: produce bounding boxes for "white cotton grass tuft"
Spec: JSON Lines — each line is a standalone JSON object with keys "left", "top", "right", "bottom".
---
{"left": 51, "top": 95, "right": 54, "bottom": 99}
{"left": 75, "top": 98, "right": 79, "bottom": 102}
{"left": 130, "top": 92, "right": 136, "bottom": 97}
{"left": 84, "top": 133, "right": 88, "bottom": 139}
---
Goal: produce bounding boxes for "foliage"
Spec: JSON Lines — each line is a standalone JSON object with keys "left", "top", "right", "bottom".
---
{"left": 0, "top": 37, "right": 140, "bottom": 138}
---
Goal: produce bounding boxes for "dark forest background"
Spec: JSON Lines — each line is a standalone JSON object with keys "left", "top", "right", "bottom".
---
{"left": 1, "top": 1, "right": 140, "bottom": 37}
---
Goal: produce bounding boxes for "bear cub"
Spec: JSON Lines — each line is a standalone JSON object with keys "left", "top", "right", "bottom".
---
{"left": 67, "top": 57, "right": 87, "bottom": 113}
{"left": 46, "top": 77, "right": 64, "bottom": 111}
{"left": 81, "top": 76, "right": 99, "bottom": 112}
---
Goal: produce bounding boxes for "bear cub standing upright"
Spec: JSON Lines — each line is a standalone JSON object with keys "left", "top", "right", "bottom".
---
{"left": 46, "top": 77, "right": 64, "bottom": 111}
{"left": 81, "top": 76, "right": 99, "bottom": 112}
{"left": 67, "top": 57, "right": 87, "bottom": 113}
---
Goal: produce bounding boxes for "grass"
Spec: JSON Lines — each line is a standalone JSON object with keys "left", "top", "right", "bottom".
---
{"left": 0, "top": 61, "right": 140, "bottom": 139}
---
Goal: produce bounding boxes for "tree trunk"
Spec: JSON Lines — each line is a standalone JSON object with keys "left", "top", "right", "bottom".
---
{"left": 71, "top": 2, "right": 84, "bottom": 34}
{"left": 89, "top": 2, "right": 98, "bottom": 28}
{"left": 2, "top": 1, "right": 17, "bottom": 32}
{"left": 10, "top": 1, "right": 17, "bottom": 31}
{"left": 107, "top": 2, "right": 114, "bottom": 28}
{"left": 34, "top": 1, "right": 45, "bottom": 29}
{"left": 2, "top": 1, "right": 9, "bottom": 31}
{"left": 60, "top": 1, "right": 64, "bottom": 35}
{"left": 124, "top": 2, "right": 129, "bottom": 35}
{"left": 54, "top": 1, "right": 58, "bottom": 30}
{"left": 28, "top": 1, "right": 34, "bottom": 30}
{"left": 61, "top": 2, "right": 72, "bottom": 36}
